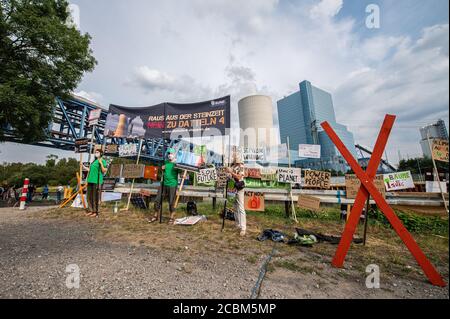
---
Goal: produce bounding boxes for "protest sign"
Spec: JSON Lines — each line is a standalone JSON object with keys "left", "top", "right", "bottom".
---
{"left": 74, "top": 138, "right": 89, "bottom": 153}
{"left": 303, "top": 170, "right": 331, "bottom": 189}
{"left": 122, "top": 164, "right": 145, "bottom": 178}
{"left": 345, "top": 174, "right": 386, "bottom": 199}
{"left": 260, "top": 167, "right": 278, "bottom": 181}
{"left": 102, "top": 178, "right": 117, "bottom": 191}
{"left": 215, "top": 167, "right": 229, "bottom": 189}
{"left": 244, "top": 167, "right": 262, "bottom": 179}
{"left": 108, "top": 164, "right": 122, "bottom": 178}
{"left": 105, "top": 96, "right": 230, "bottom": 139}
{"left": 277, "top": 168, "right": 301, "bottom": 184}
{"left": 383, "top": 171, "right": 415, "bottom": 191}
{"left": 119, "top": 144, "right": 138, "bottom": 157}
{"left": 88, "top": 109, "right": 102, "bottom": 126}
{"left": 197, "top": 167, "right": 218, "bottom": 184}
{"left": 242, "top": 147, "right": 265, "bottom": 161}
{"left": 298, "top": 194, "right": 321, "bottom": 211}
{"left": 105, "top": 144, "right": 119, "bottom": 154}
{"left": 244, "top": 191, "right": 265, "bottom": 211}
{"left": 144, "top": 166, "right": 159, "bottom": 181}
{"left": 299, "top": 144, "right": 321, "bottom": 159}
{"left": 432, "top": 139, "right": 449, "bottom": 162}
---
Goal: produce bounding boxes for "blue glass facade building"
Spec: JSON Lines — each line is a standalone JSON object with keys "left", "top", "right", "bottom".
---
{"left": 277, "top": 80, "right": 357, "bottom": 172}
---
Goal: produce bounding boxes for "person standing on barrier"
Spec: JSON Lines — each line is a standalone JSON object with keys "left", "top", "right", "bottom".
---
{"left": 148, "top": 148, "right": 179, "bottom": 224}
{"left": 227, "top": 158, "right": 246, "bottom": 236}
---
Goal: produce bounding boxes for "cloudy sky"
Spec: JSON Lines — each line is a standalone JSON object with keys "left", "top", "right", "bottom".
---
{"left": 1, "top": 0, "right": 448, "bottom": 165}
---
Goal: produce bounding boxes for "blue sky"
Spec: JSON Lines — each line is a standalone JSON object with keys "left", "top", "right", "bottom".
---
{"left": 1, "top": 0, "right": 448, "bottom": 165}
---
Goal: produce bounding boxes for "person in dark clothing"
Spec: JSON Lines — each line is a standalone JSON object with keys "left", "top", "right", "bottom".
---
{"left": 42, "top": 185, "right": 49, "bottom": 200}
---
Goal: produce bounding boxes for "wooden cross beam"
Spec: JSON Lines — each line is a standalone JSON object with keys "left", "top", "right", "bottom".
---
{"left": 321, "top": 115, "right": 446, "bottom": 287}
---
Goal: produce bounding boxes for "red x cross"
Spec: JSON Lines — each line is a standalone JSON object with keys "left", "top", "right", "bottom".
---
{"left": 321, "top": 115, "right": 446, "bottom": 287}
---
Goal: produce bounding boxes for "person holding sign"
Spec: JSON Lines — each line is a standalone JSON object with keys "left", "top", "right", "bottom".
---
{"left": 226, "top": 158, "right": 246, "bottom": 236}
{"left": 83, "top": 149, "right": 108, "bottom": 218}
{"left": 148, "top": 148, "right": 179, "bottom": 224}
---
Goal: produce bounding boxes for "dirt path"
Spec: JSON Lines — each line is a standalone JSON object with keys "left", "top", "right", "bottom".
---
{"left": 0, "top": 207, "right": 448, "bottom": 299}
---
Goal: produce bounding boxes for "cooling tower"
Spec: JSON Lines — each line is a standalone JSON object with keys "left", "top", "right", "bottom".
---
{"left": 238, "top": 95, "right": 275, "bottom": 149}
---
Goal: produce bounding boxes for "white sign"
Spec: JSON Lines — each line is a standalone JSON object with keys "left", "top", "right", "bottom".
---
{"left": 242, "top": 147, "right": 265, "bottom": 161}
{"left": 299, "top": 144, "right": 321, "bottom": 159}
{"left": 426, "top": 181, "right": 447, "bottom": 193}
{"left": 277, "top": 168, "right": 301, "bottom": 184}
{"left": 118, "top": 144, "right": 138, "bottom": 157}
{"left": 101, "top": 192, "right": 122, "bottom": 202}
{"left": 88, "top": 109, "right": 102, "bottom": 126}
{"left": 383, "top": 171, "right": 415, "bottom": 191}
{"left": 197, "top": 167, "right": 217, "bottom": 184}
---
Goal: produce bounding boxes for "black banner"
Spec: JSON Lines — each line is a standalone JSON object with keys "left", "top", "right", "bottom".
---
{"left": 105, "top": 96, "right": 230, "bottom": 139}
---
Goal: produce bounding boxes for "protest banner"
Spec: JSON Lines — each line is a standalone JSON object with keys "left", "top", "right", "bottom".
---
{"left": 299, "top": 144, "right": 321, "bottom": 159}
{"left": 298, "top": 194, "right": 321, "bottom": 211}
{"left": 277, "top": 168, "right": 301, "bottom": 184}
{"left": 105, "top": 96, "right": 231, "bottom": 139}
{"left": 260, "top": 167, "right": 278, "bottom": 181}
{"left": 197, "top": 167, "right": 218, "bottom": 184}
{"left": 345, "top": 174, "right": 386, "bottom": 199}
{"left": 431, "top": 139, "right": 449, "bottom": 162}
{"left": 122, "top": 164, "right": 145, "bottom": 179}
{"left": 383, "top": 171, "right": 415, "bottom": 191}
{"left": 303, "top": 170, "right": 331, "bottom": 189}
{"left": 119, "top": 144, "right": 138, "bottom": 157}
{"left": 244, "top": 191, "right": 265, "bottom": 211}
{"left": 244, "top": 167, "right": 262, "bottom": 179}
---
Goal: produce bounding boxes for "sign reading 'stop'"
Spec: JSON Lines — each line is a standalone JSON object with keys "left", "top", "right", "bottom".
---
{"left": 104, "top": 96, "right": 231, "bottom": 139}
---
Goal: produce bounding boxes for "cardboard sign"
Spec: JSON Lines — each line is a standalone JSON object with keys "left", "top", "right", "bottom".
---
{"left": 88, "top": 108, "right": 102, "bottom": 126}
{"left": 119, "top": 144, "right": 138, "bottom": 157}
{"left": 197, "top": 167, "right": 218, "bottom": 183}
{"left": 299, "top": 144, "right": 321, "bottom": 159}
{"left": 122, "top": 164, "right": 145, "bottom": 178}
{"left": 260, "top": 167, "right": 278, "bottom": 181}
{"left": 74, "top": 138, "right": 89, "bottom": 153}
{"left": 345, "top": 174, "right": 386, "bottom": 199}
{"left": 303, "top": 170, "right": 331, "bottom": 189}
{"left": 216, "top": 167, "right": 229, "bottom": 189}
{"left": 108, "top": 164, "right": 122, "bottom": 178}
{"left": 383, "top": 171, "right": 414, "bottom": 191}
{"left": 277, "top": 168, "right": 301, "bottom": 184}
{"left": 432, "top": 139, "right": 449, "bottom": 162}
{"left": 106, "top": 144, "right": 119, "bottom": 154}
{"left": 144, "top": 166, "right": 159, "bottom": 181}
{"left": 244, "top": 167, "right": 262, "bottom": 179}
{"left": 298, "top": 194, "right": 321, "bottom": 211}
{"left": 244, "top": 191, "right": 265, "bottom": 211}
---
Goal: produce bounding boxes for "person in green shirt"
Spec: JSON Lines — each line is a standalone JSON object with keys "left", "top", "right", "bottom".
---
{"left": 83, "top": 149, "right": 108, "bottom": 217}
{"left": 148, "top": 148, "right": 179, "bottom": 224}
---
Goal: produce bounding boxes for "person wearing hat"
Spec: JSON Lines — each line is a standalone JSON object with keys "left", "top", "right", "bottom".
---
{"left": 148, "top": 148, "right": 179, "bottom": 224}
{"left": 227, "top": 158, "right": 246, "bottom": 236}
{"left": 83, "top": 149, "right": 108, "bottom": 218}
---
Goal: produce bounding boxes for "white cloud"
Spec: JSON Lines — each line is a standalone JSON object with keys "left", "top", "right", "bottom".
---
{"left": 73, "top": 90, "right": 105, "bottom": 105}
{"left": 310, "top": 0, "right": 343, "bottom": 19}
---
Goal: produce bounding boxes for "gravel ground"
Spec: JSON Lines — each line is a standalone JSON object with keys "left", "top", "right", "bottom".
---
{"left": 0, "top": 206, "right": 448, "bottom": 299}
{"left": 0, "top": 207, "right": 259, "bottom": 299}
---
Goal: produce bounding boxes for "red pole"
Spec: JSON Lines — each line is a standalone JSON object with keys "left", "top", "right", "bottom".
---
{"left": 19, "top": 178, "right": 30, "bottom": 210}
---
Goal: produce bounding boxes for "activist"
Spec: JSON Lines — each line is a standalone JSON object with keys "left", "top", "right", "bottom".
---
{"left": 227, "top": 158, "right": 246, "bottom": 236}
{"left": 83, "top": 149, "right": 108, "bottom": 217}
{"left": 148, "top": 148, "right": 179, "bottom": 224}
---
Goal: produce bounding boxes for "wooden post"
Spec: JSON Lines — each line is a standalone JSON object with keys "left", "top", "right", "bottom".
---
{"left": 426, "top": 131, "right": 448, "bottom": 213}
{"left": 174, "top": 169, "right": 187, "bottom": 209}
{"left": 286, "top": 136, "right": 298, "bottom": 223}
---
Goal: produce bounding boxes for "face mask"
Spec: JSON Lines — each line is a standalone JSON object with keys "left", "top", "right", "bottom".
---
{"left": 168, "top": 153, "right": 175, "bottom": 161}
